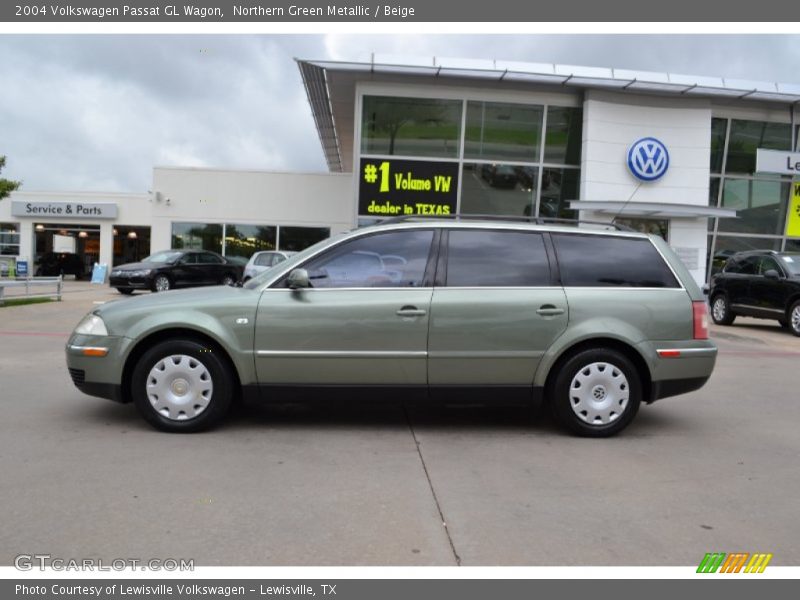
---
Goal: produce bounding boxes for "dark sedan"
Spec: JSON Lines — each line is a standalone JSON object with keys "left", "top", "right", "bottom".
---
{"left": 109, "top": 250, "right": 243, "bottom": 294}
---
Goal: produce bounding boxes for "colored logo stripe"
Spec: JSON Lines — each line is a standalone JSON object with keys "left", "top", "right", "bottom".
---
{"left": 697, "top": 552, "right": 772, "bottom": 573}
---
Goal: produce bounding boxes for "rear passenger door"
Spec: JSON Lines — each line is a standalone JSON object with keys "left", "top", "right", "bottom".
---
{"left": 427, "top": 229, "right": 568, "bottom": 397}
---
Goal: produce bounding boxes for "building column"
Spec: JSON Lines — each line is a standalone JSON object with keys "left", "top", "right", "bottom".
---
{"left": 99, "top": 223, "right": 114, "bottom": 270}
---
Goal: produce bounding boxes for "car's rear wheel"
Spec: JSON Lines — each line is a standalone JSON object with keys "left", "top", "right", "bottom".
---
{"left": 221, "top": 273, "right": 236, "bottom": 286}
{"left": 789, "top": 301, "right": 800, "bottom": 337}
{"left": 117, "top": 288, "right": 134, "bottom": 295}
{"left": 550, "top": 348, "right": 641, "bottom": 437}
{"left": 131, "top": 339, "right": 233, "bottom": 432}
{"left": 710, "top": 294, "right": 735, "bottom": 325}
{"left": 152, "top": 274, "right": 171, "bottom": 292}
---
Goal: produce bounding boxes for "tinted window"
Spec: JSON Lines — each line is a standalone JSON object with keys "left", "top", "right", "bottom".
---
{"left": 179, "top": 253, "right": 198, "bottom": 265}
{"left": 199, "top": 252, "right": 224, "bottom": 264}
{"left": 759, "top": 256, "right": 782, "bottom": 275}
{"left": 300, "top": 230, "right": 434, "bottom": 289}
{"left": 552, "top": 234, "right": 679, "bottom": 288}
{"left": 446, "top": 230, "right": 550, "bottom": 287}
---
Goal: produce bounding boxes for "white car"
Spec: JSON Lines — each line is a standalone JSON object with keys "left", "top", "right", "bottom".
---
{"left": 242, "top": 251, "right": 295, "bottom": 282}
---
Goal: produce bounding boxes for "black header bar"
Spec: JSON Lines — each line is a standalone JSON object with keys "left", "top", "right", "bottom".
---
{"left": 1, "top": 0, "right": 795, "bottom": 22}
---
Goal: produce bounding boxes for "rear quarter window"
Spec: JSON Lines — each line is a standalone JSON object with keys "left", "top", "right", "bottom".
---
{"left": 551, "top": 233, "right": 680, "bottom": 288}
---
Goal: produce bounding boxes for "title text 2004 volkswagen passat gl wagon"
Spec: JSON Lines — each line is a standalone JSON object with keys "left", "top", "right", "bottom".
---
{"left": 66, "top": 219, "right": 716, "bottom": 437}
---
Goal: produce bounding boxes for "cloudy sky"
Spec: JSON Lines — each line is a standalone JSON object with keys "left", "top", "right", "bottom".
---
{"left": 2, "top": 34, "right": 800, "bottom": 193}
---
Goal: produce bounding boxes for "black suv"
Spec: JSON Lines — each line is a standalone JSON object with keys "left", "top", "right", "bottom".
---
{"left": 708, "top": 250, "right": 800, "bottom": 335}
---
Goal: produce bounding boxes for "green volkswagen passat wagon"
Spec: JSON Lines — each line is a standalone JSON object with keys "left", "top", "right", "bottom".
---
{"left": 66, "top": 218, "right": 716, "bottom": 437}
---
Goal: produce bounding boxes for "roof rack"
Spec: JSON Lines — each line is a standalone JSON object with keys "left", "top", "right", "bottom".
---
{"left": 378, "top": 214, "right": 635, "bottom": 232}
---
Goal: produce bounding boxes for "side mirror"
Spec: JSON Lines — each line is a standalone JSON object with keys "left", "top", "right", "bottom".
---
{"left": 287, "top": 268, "right": 310, "bottom": 290}
{"left": 764, "top": 269, "right": 780, "bottom": 280}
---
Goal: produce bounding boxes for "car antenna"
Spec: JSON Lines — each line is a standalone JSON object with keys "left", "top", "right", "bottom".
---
{"left": 611, "top": 182, "right": 643, "bottom": 227}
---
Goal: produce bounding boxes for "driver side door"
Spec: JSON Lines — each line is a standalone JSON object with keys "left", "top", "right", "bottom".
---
{"left": 254, "top": 229, "right": 438, "bottom": 389}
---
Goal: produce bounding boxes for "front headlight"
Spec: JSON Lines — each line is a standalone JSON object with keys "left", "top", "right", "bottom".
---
{"left": 129, "top": 269, "right": 152, "bottom": 277}
{"left": 74, "top": 314, "right": 109, "bottom": 336}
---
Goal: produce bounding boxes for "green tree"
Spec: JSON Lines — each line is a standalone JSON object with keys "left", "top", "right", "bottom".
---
{"left": 0, "top": 156, "right": 21, "bottom": 200}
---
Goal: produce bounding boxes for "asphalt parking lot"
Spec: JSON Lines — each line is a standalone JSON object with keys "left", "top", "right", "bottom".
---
{"left": 1, "top": 281, "right": 799, "bottom": 566}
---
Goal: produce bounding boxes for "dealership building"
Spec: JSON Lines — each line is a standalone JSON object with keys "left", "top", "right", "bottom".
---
{"left": 3, "top": 55, "right": 800, "bottom": 284}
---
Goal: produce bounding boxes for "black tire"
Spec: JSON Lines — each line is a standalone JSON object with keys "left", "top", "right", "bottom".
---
{"left": 152, "top": 274, "right": 171, "bottom": 293}
{"left": 131, "top": 339, "right": 234, "bottom": 432}
{"left": 549, "top": 348, "right": 641, "bottom": 438}
{"left": 117, "top": 288, "right": 134, "bottom": 295}
{"left": 788, "top": 301, "right": 800, "bottom": 337}
{"left": 221, "top": 273, "right": 236, "bottom": 286}
{"left": 710, "top": 294, "right": 735, "bottom": 326}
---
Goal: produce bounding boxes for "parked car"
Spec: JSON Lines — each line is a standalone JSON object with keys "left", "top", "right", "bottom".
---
{"left": 480, "top": 164, "right": 518, "bottom": 188}
{"left": 242, "top": 250, "right": 295, "bottom": 282}
{"left": 108, "top": 249, "right": 243, "bottom": 294}
{"left": 708, "top": 249, "right": 800, "bottom": 335}
{"left": 36, "top": 252, "right": 86, "bottom": 279}
{"left": 67, "top": 218, "right": 716, "bottom": 436}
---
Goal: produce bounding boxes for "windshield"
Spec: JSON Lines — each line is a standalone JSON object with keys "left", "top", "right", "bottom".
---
{"left": 143, "top": 251, "right": 183, "bottom": 264}
{"left": 779, "top": 254, "right": 800, "bottom": 275}
{"left": 242, "top": 237, "right": 335, "bottom": 289}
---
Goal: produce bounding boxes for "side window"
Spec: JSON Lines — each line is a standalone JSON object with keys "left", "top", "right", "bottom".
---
{"left": 759, "top": 256, "right": 781, "bottom": 275}
{"left": 254, "top": 253, "right": 273, "bottom": 267}
{"left": 445, "top": 230, "right": 550, "bottom": 287}
{"left": 179, "top": 253, "right": 198, "bottom": 265}
{"left": 738, "top": 257, "right": 759, "bottom": 275}
{"left": 199, "top": 252, "right": 224, "bottom": 264}
{"left": 552, "top": 234, "right": 680, "bottom": 288}
{"left": 298, "top": 230, "right": 434, "bottom": 289}
{"left": 723, "top": 258, "right": 741, "bottom": 274}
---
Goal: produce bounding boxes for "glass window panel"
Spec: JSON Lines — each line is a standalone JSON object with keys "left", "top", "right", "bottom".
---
{"left": 539, "top": 168, "right": 579, "bottom": 220}
{"left": 464, "top": 101, "right": 543, "bottom": 161}
{"left": 361, "top": 96, "right": 462, "bottom": 159}
{"left": 446, "top": 230, "right": 550, "bottom": 287}
{"left": 171, "top": 222, "right": 222, "bottom": 253}
{"left": 708, "top": 178, "right": 721, "bottom": 232}
{"left": 544, "top": 106, "right": 582, "bottom": 165}
{"left": 710, "top": 118, "right": 727, "bottom": 174}
{"left": 224, "top": 224, "right": 276, "bottom": 259}
{"left": 0, "top": 222, "right": 20, "bottom": 255}
{"left": 613, "top": 218, "right": 669, "bottom": 240}
{"left": 725, "top": 119, "right": 792, "bottom": 174}
{"left": 718, "top": 178, "right": 789, "bottom": 235}
{"left": 279, "top": 226, "right": 330, "bottom": 252}
{"left": 460, "top": 163, "right": 534, "bottom": 216}
{"left": 551, "top": 233, "right": 679, "bottom": 288}
{"left": 300, "top": 230, "right": 434, "bottom": 289}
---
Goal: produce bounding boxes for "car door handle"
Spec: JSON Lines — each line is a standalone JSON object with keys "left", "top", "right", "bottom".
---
{"left": 396, "top": 306, "right": 427, "bottom": 317}
{"left": 536, "top": 305, "right": 565, "bottom": 316}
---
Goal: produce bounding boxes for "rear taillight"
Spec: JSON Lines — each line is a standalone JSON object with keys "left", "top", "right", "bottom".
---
{"left": 693, "top": 301, "right": 709, "bottom": 340}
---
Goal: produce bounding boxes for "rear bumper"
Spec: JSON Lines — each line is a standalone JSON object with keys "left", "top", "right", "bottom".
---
{"left": 645, "top": 343, "right": 717, "bottom": 403}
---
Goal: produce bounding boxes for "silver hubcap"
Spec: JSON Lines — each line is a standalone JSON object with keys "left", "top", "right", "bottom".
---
{"left": 792, "top": 306, "right": 800, "bottom": 332}
{"left": 569, "top": 362, "right": 629, "bottom": 426}
{"left": 155, "top": 276, "right": 170, "bottom": 292}
{"left": 223, "top": 276, "right": 234, "bottom": 285}
{"left": 146, "top": 354, "right": 213, "bottom": 421}
{"left": 712, "top": 298, "right": 727, "bottom": 322}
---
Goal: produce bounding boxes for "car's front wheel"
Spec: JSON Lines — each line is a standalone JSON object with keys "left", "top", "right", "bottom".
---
{"left": 710, "top": 294, "right": 735, "bottom": 325}
{"left": 550, "top": 348, "right": 641, "bottom": 437}
{"left": 788, "top": 301, "right": 800, "bottom": 337}
{"left": 221, "top": 273, "right": 236, "bottom": 286}
{"left": 131, "top": 339, "right": 234, "bottom": 432}
{"left": 152, "top": 274, "right": 171, "bottom": 292}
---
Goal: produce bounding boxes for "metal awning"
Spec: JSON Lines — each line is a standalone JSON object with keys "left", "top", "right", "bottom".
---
{"left": 569, "top": 201, "right": 737, "bottom": 219}
{"left": 297, "top": 55, "right": 800, "bottom": 174}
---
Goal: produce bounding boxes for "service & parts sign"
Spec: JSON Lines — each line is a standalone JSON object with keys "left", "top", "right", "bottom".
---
{"left": 359, "top": 158, "right": 458, "bottom": 217}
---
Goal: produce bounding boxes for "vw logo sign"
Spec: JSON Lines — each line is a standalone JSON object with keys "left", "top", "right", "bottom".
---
{"left": 627, "top": 137, "right": 670, "bottom": 182}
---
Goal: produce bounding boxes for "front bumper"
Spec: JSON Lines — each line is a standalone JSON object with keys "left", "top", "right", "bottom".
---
{"left": 109, "top": 274, "right": 152, "bottom": 289}
{"left": 65, "top": 334, "right": 130, "bottom": 403}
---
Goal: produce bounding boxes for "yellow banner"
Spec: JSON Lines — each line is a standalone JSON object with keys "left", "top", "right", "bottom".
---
{"left": 786, "top": 182, "right": 800, "bottom": 237}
